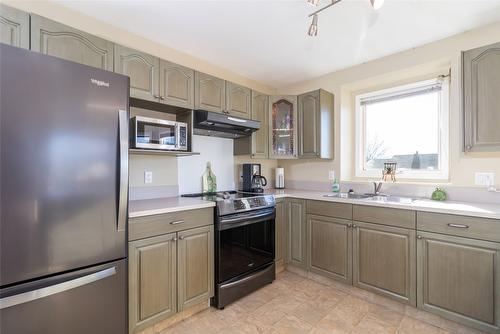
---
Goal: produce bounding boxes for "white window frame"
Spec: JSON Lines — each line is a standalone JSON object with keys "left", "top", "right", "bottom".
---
{"left": 355, "top": 78, "right": 449, "bottom": 180}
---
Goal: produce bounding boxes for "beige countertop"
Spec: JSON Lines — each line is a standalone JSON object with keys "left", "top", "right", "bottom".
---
{"left": 266, "top": 189, "right": 500, "bottom": 220}
{"left": 129, "top": 197, "right": 215, "bottom": 218}
{"left": 129, "top": 189, "right": 500, "bottom": 220}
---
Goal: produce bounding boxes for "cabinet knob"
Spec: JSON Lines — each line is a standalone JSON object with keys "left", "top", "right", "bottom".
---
{"left": 352, "top": 224, "right": 357, "bottom": 228}
{"left": 417, "top": 235, "right": 422, "bottom": 239}
{"left": 466, "top": 145, "right": 472, "bottom": 151}
{"left": 171, "top": 237, "right": 178, "bottom": 242}
{"left": 179, "top": 236, "right": 185, "bottom": 240}
{"left": 153, "top": 95, "right": 160, "bottom": 99}
{"left": 347, "top": 223, "right": 353, "bottom": 228}
{"left": 160, "top": 96, "right": 166, "bottom": 100}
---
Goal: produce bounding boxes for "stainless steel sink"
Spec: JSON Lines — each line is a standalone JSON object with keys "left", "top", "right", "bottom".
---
{"left": 366, "top": 195, "right": 416, "bottom": 204}
{"left": 323, "top": 193, "right": 374, "bottom": 199}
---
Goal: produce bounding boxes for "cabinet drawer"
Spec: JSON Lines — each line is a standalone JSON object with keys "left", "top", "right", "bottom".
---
{"left": 417, "top": 212, "right": 500, "bottom": 242}
{"left": 353, "top": 205, "right": 415, "bottom": 229}
{"left": 307, "top": 200, "right": 352, "bottom": 220}
{"left": 129, "top": 208, "right": 213, "bottom": 241}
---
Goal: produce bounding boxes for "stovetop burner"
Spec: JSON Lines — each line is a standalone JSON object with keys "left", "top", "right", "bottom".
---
{"left": 181, "top": 191, "right": 275, "bottom": 216}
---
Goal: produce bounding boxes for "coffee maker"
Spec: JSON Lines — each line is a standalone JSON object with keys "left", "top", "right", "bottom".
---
{"left": 241, "top": 163, "right": 267, "bottom": 193}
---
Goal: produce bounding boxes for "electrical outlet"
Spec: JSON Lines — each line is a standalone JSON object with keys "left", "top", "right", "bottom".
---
{"left": 475, "top": 172, "right": 495, "bottom": 187}
{"left": 144, "top": 171, "right": 153, "bottom": 184}
{"left": 328, "top": 170, "right": 336, "bottom": 181}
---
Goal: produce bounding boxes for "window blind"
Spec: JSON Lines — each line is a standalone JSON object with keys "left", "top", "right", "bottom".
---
{"left": 360, "top": 82, "right": 442, "bottom": 106}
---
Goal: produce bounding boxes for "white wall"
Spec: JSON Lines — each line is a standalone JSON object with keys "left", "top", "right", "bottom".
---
{"left": 177, "top": 136, "right": 235, "bottom": 194}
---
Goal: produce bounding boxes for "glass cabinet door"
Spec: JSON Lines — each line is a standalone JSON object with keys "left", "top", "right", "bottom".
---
{"left": 269, "top": 96, "right": 298, "bottom": 159}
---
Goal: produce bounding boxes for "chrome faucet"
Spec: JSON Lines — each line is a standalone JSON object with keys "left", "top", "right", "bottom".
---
{"left": 373, "top": 182, "right": 383, "bottom": 195}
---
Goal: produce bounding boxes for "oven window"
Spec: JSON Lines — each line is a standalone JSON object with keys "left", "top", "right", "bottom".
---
{"left": 218, "top": 219, "right": 275, "bottom": 283}
{"left": 137, "top": 121, "right": 176, "bottom": 145}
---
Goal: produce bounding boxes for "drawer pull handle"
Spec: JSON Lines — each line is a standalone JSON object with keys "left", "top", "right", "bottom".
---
{"left": 170, "top": 220, "right": 185, "bottom": 225}
{"left": 447, "top": 223, "right": 469, "bottom": 229}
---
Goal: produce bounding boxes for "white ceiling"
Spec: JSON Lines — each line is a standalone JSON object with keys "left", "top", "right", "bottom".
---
{"left": 57, "top": 0, "right": 500, "bottom": 88}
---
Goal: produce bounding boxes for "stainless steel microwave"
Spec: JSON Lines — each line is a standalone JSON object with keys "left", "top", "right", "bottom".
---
{"left": 130, "top": 116, "right": 188, "bottom": 151}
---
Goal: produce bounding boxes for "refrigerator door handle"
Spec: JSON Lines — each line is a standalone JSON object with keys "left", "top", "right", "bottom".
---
{"left": 117, "top": 109, "right": 129, "bottom": 232}
{"left": 0, "top": 267, "right": 117, "bottom": 310}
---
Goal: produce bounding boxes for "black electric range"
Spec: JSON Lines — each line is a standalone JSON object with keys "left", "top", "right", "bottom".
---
{"left": 181, "top": 191, "right": 276, "bottom": 309}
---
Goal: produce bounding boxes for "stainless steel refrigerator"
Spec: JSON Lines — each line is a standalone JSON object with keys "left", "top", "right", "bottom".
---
{"left": 0, "top": 44, "right": 129, "bottom": 334}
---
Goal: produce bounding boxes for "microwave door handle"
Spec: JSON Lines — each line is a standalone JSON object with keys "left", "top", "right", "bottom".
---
{"left": 117, "top": 109, "right": 128, "bottom": 232}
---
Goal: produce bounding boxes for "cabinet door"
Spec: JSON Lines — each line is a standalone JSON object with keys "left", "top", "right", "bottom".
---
{"left": 286, "top": 199, "right": 307, "bottom": 268}
{"left": 298, "top": 90, "right": 320, "bottom": 158}
{"left": 129, "top": 233, "right": 177, "bottom": 333}
{"left": 251, "top": 91, "right": 269, "bottom": 158}
{"left": 353, "top": 221, "right": 416, "bottom": 306}
{"left": 194, "top": 71, "right": 225, "bottom": 113}
{"left": 177, "top": 226, "right": 214, "bottom": 311}
{"left": 160, "top": 60, "right": 194, "bottom": 109}
{"left": 308, "top": 215, "right": 352, "bottom": 284}
{"left": 114, "top": 44, "right": 159, "bottom": 102}
{"left": 0, "top": 4, "right": 29, "bottom": 49}
{"left": 269, "top": 95, "right": 298, "bottom": 159}
{"left": 463, "top": 42, "right": 500, "bottom": 152}
{"left": 417, "top": 232, "right": 500, "bottom": 334}
{"left": 226, "top": 81, "right": 251, "bottom": 118}
{"left": 31, "top": 15, "right": 113, "bottom": 71}
{"left": 275, "top": 200, "right": 285, "bottom": 268}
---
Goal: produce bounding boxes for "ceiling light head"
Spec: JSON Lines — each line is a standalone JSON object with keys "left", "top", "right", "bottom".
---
{"left": 308, "top": 14, "right": 318, "bottom": 36}
{"left": 370, "top": 0, "right": 384, "bottom": 10}
{"left": 307, "top": 0, "right": 320, "bottom": 6}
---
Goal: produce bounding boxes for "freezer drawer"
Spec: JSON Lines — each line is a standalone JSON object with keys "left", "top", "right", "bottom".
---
{"left": 0, "top": 259, "right": 127, "bottom": 334}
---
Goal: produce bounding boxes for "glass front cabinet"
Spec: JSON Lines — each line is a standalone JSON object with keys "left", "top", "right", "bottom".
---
{"left": 269, "top": 95, "right": 298, "bottom": 159}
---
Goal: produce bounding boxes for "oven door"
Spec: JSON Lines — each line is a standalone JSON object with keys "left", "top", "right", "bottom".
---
{"left": 134, "top": 117, "right": 178, "bottom": 150}
{"left": 217, "top": 208, "right": 275, "bottom": 283}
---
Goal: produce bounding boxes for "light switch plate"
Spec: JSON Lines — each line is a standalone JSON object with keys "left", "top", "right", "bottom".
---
{"left": 475, "top": 172, "right": 495, "bottom": 186}
{"left": 328, "top": 170, "right": 336, "bottom": 181}
{"left": 144, "top": 171, "right": 153, "bottom": 184}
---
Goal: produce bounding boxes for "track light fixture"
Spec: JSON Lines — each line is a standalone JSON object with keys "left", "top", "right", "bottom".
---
{"left": 307, "top": 0, "right": 321, "bottom": 6}
{"left": 308, "top": 14, "right": 318, "bottom": 36}
{"left": 307, "top": 0, "right": 384, "bottom": 36}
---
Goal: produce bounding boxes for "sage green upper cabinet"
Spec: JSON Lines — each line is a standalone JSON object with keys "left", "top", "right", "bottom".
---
{"left": 463, "top": 42, "right": 500, "bottom": 152}
{"left": 177, "top": 225, "right": 214, "bottom": 311}
{"left": 298, "top": 89, "right": 334, "bottom": 159}
{"left": 114, "top": 45, "right": 159, "bottom": 102}
{"left": 353, "top": 221, "right": 416, "bottom": 306}
{"left": 417, "top": 231, "right": 500, "bottom": 334}
{"left": 195, "top": 71, "right": 225, "bottom": 113}
{"left": 269, "top": 95, "right": 298, "bottom": 159}
{"left": 251, "top": 91, "right": 269, "bottom": 158}
{"left": 160, "top": 61, "right": 195, "bottom": 109}
{"left": 31, "top": 15, "right": 113, "bottom": 71}
{"left": 286, "top": 198, "right": 307, "bottom": 269}
{"left": 0, "top": 4, "right": 29, "bottom": 49}
{"left": 308, "top": 214, "right": 352, "bottom": 284}
{"left": 129, "top": 233, "right": 177, "bottom": 333}
{"left": 225, "top": 81, "right": 251, "bottom": 118}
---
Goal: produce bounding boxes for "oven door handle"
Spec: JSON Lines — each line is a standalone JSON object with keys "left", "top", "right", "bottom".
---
{"left": 218, "top": 208, "right": 275, "bottom": 231}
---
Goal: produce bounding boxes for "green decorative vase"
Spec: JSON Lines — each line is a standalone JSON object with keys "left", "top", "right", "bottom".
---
{"left": 431, "top": 187, "right": 447, "bottom": 201}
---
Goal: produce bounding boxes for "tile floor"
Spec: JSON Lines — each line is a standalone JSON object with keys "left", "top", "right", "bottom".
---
{"left": 161, "top": 270, "right": 486, "bottom": 334}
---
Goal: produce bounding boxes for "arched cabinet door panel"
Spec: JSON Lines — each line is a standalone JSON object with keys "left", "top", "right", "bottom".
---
{"left": 463, "top": 42, "right": 500, "bottom": 152}
{"left": 0, "top": 4, "right": 29, "bottom": 49}
{"left": 160, "top": 61, "right": 194, "bottom": 109}
{"left": 195, "top": 71, "right": 225, "bottom": 113}
{"left": 31, "top": 15, "right": 113, "bottom": 71}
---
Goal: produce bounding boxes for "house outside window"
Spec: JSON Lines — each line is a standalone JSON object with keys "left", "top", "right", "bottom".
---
{"left": 355, "top": 77, "right": 449, "bottom": 180}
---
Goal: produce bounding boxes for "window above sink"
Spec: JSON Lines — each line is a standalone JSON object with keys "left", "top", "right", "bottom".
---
{"left": 354, "top": 77, "right": 450, "bottom": 181}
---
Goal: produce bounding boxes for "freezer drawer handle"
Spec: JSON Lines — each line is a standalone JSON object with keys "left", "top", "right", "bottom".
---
{"left": 447, "top": 223, "right": 469, "bottom": 229}
{"left": 0, "top": 267, "right": 116, "bottom": 310}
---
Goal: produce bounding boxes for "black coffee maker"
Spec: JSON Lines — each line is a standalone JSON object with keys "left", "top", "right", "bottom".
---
{"left": 241, "top": 163, "right": 267, "bottom": 193}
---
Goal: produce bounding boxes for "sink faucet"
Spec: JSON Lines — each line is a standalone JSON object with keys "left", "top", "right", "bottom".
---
{"left": 373, "top": 182, "right": 383, "bottom": 195}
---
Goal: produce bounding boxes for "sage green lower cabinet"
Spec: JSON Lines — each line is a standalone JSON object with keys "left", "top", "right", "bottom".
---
{"left": 353, "top": 221, "right": 416, "bottom": 306}
{"left": 129, "top": 223, "right": 214, "bottom": 333}
{"left": 31, "top": 15, "right": 114, "bottom": 71}
{"left": 177, "top": 226, "right": 214, "bottom": 311}
{"left": 0, "top": 4, "right": 29, "bottom": 49}
{"left": 129, "top": 233, "right": 177, "bottom": 333}
{"left": 307, "top": 214, "right": 352, "bottom": 284}
{"left": 417, "top": 231, "right": 500, "bottom": 334}
{"left": 275, "top": 199, "right": 286, "bottom": 269}
{"left": 286, "top": 198, "right": 307, "bottom": 269}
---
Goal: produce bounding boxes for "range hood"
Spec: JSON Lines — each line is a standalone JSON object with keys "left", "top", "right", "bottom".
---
{"left": 193, "top": 110, "right": 260, "bottom": 138}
